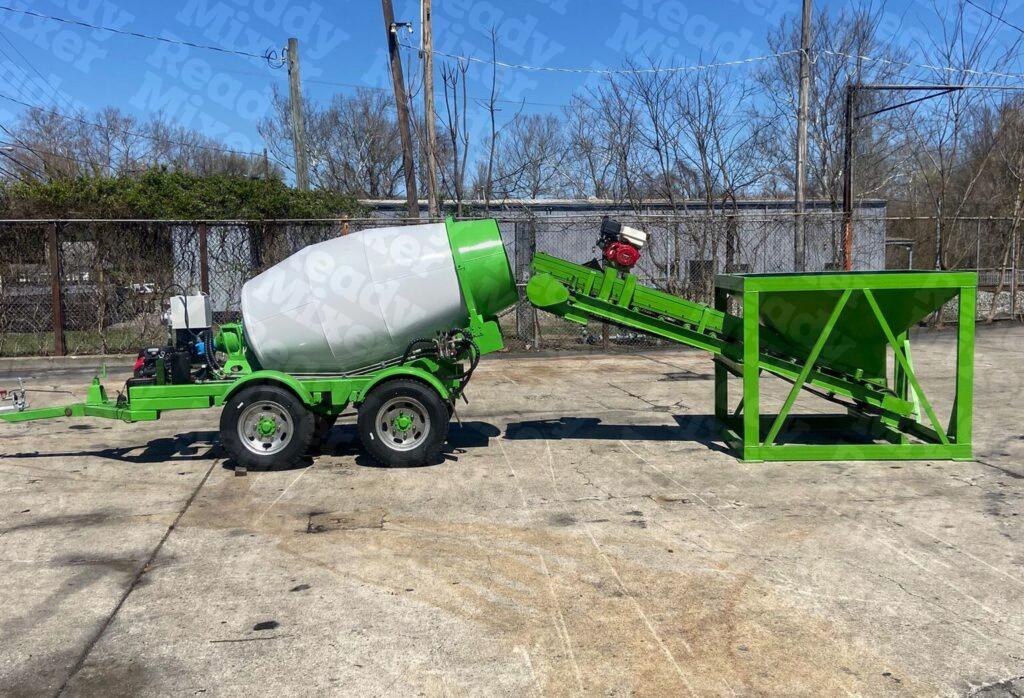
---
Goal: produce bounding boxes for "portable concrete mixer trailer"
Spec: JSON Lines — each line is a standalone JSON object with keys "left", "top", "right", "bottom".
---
{"left": 1, "top": 218, "right": 518, "bottom": 469}
{"left": 0, "top": 217, "right": 976, "bottom": 467}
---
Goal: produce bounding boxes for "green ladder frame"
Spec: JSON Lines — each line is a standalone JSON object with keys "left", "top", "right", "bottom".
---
{"left": 714, "top": 272, "right": 975, "bottom": 462}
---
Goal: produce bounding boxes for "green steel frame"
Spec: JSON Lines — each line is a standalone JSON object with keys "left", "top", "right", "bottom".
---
{"left": 527, "top": 253, "right": 976, "bottom": 463}
{"left": 713, "top": 271, "right": 976, "bottom": 462}
{"left": 0, "top": 360, "right": 467, "bottom": 425}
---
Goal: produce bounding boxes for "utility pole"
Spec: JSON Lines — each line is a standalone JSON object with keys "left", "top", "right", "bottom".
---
{"left": 421, "top": 0, "right": 440, "bottom": 218}
{"left": 286, "top": 37, "right": 310, "bottom": 191}
{"left": 842, "top": 83, "right": 973, "bottom": 271}
{"left": 262, "top": 148, "right": 271, "bottom": 181}
{"left": 842, "top": 84, "right": 855, "bottom": 271}
{"left": 382, "top": 0, "right": 420, "bottom": 218}
{"left": 794, "top": 0, "right": 812, "bottom": 271}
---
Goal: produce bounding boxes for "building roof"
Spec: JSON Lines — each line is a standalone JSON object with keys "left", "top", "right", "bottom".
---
{"left": 362, "top": 198, "right": 886, "bottom": 213}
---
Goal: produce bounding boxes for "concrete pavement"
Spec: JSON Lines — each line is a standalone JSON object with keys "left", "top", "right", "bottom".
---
{"left": 1, "top": 325, "right": 1023, "bottom": 696}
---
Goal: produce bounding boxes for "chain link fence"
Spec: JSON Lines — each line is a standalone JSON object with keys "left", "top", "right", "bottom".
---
{"left": 0, "top": 212, "right": 1019, "bottom": 357}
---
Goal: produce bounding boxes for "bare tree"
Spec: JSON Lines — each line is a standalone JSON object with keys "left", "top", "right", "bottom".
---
{"left": 438, "top": 58, "right": 470, "bottom": 215}
{"left": 494, "top": 114, "right": 566, "bottom": 199}
{"left": 898, "top": 0, "right": 1022, "bottom": 268}
{"left": 259, "top": 86, "right": 402, "bottom": 196}
{"left": 560, "top": 95, "right": 616, "bottom": 199}
{"left": 756, "top": 5, "right": 911, "bottom": 207}
{"left": 677, "top": 66, "right": 773, "bottom": 281}
{"left": 1, "top": 106, "right": 269, "bottom": 181}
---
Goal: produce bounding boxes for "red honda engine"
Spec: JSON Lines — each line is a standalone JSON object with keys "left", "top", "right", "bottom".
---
{"left": 603, "top": 241, "right": 641, "bottom": 268}
{"left": 597, "top": 218, "right": 648, "bottom": 270}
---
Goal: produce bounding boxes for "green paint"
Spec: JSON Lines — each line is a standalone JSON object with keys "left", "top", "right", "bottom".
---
{"left": 392, "top": 413, "right": 414, "bottom": 433}
{"left": 445, "top": 217, "right": 517, "bottom": 356}
{"left": 213, "top": 322, "right": 255, "bottom": 375}
{"left": 763, "top": 288, "right": 851, "bottom": 447}
{"left": 257, "top": 416, "right": 277, "bottom": 437}
{"left": 445, "top": 217, "right": 518, "bottom": 319}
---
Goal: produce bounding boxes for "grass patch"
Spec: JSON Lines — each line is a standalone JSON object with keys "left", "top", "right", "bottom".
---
{"left": 0, "top": 327, "right": 164, "bottom": 356}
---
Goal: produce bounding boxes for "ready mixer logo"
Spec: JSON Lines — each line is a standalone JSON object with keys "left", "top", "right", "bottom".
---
{"left": 245, "top": 224, "right": 443, "bottom": 367}
{"left": 130, "top": 0, "right": 349, "bottom": 153}
{"left": 360, "top": 0, "right": 568, "bottom": 155}
{"left": 0, "top": 0, "right": 126, "bottom": 74}
{"left": 177, "top": 0, "right": 348, "bottom": 63}
{"left": 0, "top": 0, "right": 127, "bottom": 114}
{"left": 606, "top": 0, "right": 777, "bottom": 68}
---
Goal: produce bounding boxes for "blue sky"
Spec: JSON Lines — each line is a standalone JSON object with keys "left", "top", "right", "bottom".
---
{"left": 0, "top": 0, "right": 1021, "bottom": 161}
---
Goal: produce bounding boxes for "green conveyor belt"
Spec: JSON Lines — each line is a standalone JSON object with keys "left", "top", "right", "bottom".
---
{"left": 527, "top": 253, "right": 917, "bottom": 420}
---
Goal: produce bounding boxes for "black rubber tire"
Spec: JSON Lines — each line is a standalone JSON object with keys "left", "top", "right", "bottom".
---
{"left": 357, "top": 379, "right": 449, "bottom": 467}
{"left": 220, "top": 384, "right": 315, "bottom": 471}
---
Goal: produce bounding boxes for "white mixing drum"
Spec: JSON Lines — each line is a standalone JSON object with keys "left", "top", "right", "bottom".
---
{"left": 240, "top": 222, "right": 468, "bottom": 373}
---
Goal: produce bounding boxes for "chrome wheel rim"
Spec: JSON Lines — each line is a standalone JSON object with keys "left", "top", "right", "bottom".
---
{"left": 238, "top": 400, "right": 294, "bottom": 456}
{"left": 375, "top": 396, "right": 430, "bottom": 452}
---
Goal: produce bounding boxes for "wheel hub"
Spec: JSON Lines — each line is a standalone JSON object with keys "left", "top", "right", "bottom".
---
{"left": 392, "top": 412, "right": 414, "bottom": 433}
{"left": 376, "top": 396, "right": 430, "bottom": 452}
{"left": 257, "top": 416, "right": 278, "bottom": 437}
{"left": 237, "top": 400, "right": 294, "bottom": 456}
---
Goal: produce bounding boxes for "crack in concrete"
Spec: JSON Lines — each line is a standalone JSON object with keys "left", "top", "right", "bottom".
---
{"left": 54, "top": 460, "right": 219, "bottom": 697}
{"left": 572, "top": 464, "right": 617, "bottom": 500}
{"left": 607, "top": 383, "right": 671, "bottom": 411}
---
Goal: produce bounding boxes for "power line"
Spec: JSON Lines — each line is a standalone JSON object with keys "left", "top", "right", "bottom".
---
{"left": 964, "top": 0, "right": 1024, "bottom": 35}
{"left": 0, "top": 29, "right": 77, "bottom": 113}
{"left": 0, "top": 161, "right": 27, "bottom": 182}
{"left": 0, "top": 44, "right": 56, "bottom": 108}
{"left": 0, "top": 162, "right": 33, "bottom": 183}
{"left": 400, "top": 39, "right": 1024, "bottom": 84}
{"left": 290, "top": 67, "right": 569, "bottom": 108}
{"left": 0, "top": 137, "right": 126, "bottom": 173}
{"left": 0, "top": 146, "right": 41, "bottom": 180}
{"left": 0, "top": 121, "right": 146, "bottom": 174}
{"left": 399, "top": 41, "right": 801, "bottom": 74}
{"left": 401, "top": 39, "right": 1024, "bottom": 93}
{"left": 0, "top": 88, "right": 294, "bottom": 173}
{"left": 822, "top": 49, "right": 1024, "bottom": 81}
{"left": 0, "top": 44, "right": 146, "bottom": 163}
{"left": 0, "top": 5, "right": 271, "bottom": 60}
{"left": 0, "top": 43, "right": 289, "bottom": 167}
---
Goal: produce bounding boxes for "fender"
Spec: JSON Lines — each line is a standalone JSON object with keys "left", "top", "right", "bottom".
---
{"left": 220, "top": 370, "right": 317, "bottom": 406}
{"left": 353, "top": 365, "right": 451, "bottom": 403}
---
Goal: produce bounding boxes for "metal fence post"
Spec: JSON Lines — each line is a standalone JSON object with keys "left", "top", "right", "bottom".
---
{"left": 198, "top": 222, "right": 210, "bottom": 294}
{"left": 1012, "top": 224, "right": 1019, "bottom": 321}
{"left": 46, "top": 221, "right": 65, "bottom": 356}
{"left": 529, "top": 218, "right": 539, "bottom": 349}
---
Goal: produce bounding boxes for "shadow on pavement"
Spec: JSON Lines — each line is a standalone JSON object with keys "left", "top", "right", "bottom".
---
{"left": 503, "top": 415, "right": 731, "bottom": 455}
{"left": 349, "top": 420, "right": 502, "bottom": 469}
{"left": 3, "top": 421, "right": 504, "bottom": 471}
{"left": 1, "top": 430, "right": 222, "bottom": 464}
